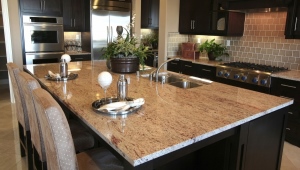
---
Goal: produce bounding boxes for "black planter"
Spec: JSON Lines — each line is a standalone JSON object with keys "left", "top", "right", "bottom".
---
{"left": 207, "top": 52, "right": 216, "bottom": 61}
{"left": 110, "top": 57, "right": 139, "bottom": 73}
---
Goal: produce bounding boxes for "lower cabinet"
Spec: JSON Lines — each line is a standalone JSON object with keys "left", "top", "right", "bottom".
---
{"left": 195, "top": 64, "right": 216, "bottom": 81}
{"left": 167, "top": 59, "right": 181, "bottom": 73}
{"left": 271, "top": 77, "right": 300, "bottom": 147}
{"left": 70, "top": 54, "right": 91, "bottom": 61}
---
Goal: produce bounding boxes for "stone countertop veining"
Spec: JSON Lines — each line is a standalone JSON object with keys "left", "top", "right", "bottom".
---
{"left": 168, "top": 56, "right": 223, "bottom": 66}
{"left": 23, "top": 61, "right": 293, "bottom": 167}
{"left": 65, "top": 51, "right": 91, "bottom": 55}
{"left": 271, "top": 70, "right": 300, "bottom": 82}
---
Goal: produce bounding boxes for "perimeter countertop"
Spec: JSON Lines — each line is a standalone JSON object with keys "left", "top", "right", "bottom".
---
{"left": 23, "top": 61, "right": 293, "bottom": 167}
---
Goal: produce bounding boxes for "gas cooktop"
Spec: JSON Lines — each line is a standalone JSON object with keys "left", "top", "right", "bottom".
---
{"left": 216, "top": 62, "right": 288, "bottom": 88}
{"left": 220, "top": 62, "right": 288, "bottom": 73}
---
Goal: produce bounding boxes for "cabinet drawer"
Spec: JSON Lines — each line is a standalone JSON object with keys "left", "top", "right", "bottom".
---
{"left": 167, "top": 60, "right": 180, "bottom": 73}
{"left": 271, "top": 77, "right": 300, "bottom": 101}
{"left": 181, "top": 61, "right": 195, "bottom": 76}
{"left": 70, "top": 54, "right": 91, "bottom": 61}
{"left": 288, "top": 102, "right": 300, "bottom": 123}
{"left": 196, "top": 64, "right": 216, "bottom": 81}
{"left": 285, "top": 120, "right": 300, "bottom": 146}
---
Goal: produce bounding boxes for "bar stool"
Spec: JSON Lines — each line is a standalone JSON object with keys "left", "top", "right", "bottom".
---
{"left": 32, "top": 88, "right": 123, "bottom": 170}
{"left": 6, "top": 63, "right": 33, "bottom": 170}
{"left": 18, "top": 71, "right": 96, "bottom": 169}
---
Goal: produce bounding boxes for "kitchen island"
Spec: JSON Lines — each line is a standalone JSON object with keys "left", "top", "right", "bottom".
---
{"left": 24, "top": 61, "right": 293, "bottom": 170}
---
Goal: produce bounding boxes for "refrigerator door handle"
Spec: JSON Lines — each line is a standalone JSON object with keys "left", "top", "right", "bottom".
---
{"left": 111, "top": 26, "right": 113, "bottom": 43}
{"left": 107, "top": 26, "right": 110, "bottom": 43}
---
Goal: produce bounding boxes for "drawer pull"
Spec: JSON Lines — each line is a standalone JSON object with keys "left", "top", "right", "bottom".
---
{"left": 74, "top": 58, "right": 84, "bottom": 60}
{"left": 202, "top": 69, "right": 211, "bottom": 72}
{"left": 286, "top": 128, "right": 291, "bottom": 131}
{"left": 288, "top": 112, "right": 293, "bottom": 115}
{"left": 281, "top": 84, "right": 296, "bottom": 89}
{"left": 185, "top": 65, "right": 192, "bottom": 68}
{"left": 170, "top": 62, "right": 177, "bottom": 65}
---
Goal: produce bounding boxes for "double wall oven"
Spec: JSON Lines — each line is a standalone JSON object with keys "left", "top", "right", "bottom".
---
{"left": 23, "top": 15, "right": 64, "bottom": 65}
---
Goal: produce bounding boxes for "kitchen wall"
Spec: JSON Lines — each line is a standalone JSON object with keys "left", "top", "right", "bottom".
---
{"left": 168, "top": 11, "right": 300, "bottom": 70}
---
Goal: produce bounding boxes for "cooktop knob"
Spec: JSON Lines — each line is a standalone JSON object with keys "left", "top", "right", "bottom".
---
{"left": 252, "top": 77, "right": 258, "bottom": 84}
{"left": 224, "top": 72, "right": 230, "bottom": 78}
{"left": 260, "top": 79, "right": 268, "bottom": 85}
{"left": 241, "top": 76, "right": 247, "bottom": 81}
{"left": 217, "top": 71, "right": 223, "bottom": 76}
{"left": 234, "top": 74, "right": 240, "bottom": 79}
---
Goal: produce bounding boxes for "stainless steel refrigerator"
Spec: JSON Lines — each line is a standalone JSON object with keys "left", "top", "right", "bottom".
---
{"left": 91, "top": 0, "right": 131, "bottom": 60}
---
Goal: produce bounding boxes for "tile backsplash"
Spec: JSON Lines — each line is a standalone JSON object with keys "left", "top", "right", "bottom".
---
{"left": 168, "top": 12, "right": 300, "bottom": 70}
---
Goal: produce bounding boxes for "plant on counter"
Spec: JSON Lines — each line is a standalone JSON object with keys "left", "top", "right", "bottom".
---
{"left": 102, "top": 14, "right": 150, "bottom": 73}
{"left": 198, "top": 39, "right": 229, "bottom": 61}
{"left": 141, "top": 32, "right": 158, "bottom": 49}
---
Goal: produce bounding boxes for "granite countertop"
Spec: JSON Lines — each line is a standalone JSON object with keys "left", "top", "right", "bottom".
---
{"left": 271, "top": 70, "right": 300, "bottom": 82}
{"left": 168, "top": 56, "right": 223, "bottom": 67}
{"left": 24, "top": 61, "right": 293, "bottom": 167}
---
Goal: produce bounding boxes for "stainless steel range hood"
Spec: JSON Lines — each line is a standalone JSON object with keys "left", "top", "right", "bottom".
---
{"left": 221, "top": 0, "right": 292, "bottom": 12}
{"left": 92, "top": 0, "right": 131, "bottom": 11}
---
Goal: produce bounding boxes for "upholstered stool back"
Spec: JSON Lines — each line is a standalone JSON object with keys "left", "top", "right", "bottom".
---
{"left": 32, "top": 88, "right": 78, "bottom": 170}
{"left": 6, "top": 63, "right": 29, "bottom": 130}
{"left": 18, "top": 72, "right": 45, "bottom": 161}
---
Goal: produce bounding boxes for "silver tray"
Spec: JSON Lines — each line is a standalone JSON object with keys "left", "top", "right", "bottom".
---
{"left": 92, "top": 97, "right": 142, "bottom": 115}
{"left": 45, "top": 73, "right": 78, "bottom": 81}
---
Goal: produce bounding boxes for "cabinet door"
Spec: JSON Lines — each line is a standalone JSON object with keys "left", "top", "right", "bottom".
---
{"left": 167, "top": 60, "right": 180, "bottom": 73}
{"left": 141, "top": 0, "right": 159, "bottom": 28}
{"left": 196, "top": 64, "right": 216, "bottom": 81}
{"left": 181, "top": 60, "right": 195, "bottom": 76}
{"left": 63, "top": 0, "right": 73, "bottom": 30}
{"left": 179, "top": 0, "right": 195, "bottom": 34}
{"left": 43, "top": 0, "right": 62, "bottom": 16}
{"left": 63, "top": 0, "right": 85, "bottom": 31}
{"left": 285, "top": 0, "right": 300, "bottom": 39}
{"left": 20, "top": 0, "right": 43, "bottom": 14}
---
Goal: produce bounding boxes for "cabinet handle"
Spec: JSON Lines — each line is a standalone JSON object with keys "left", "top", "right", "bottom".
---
{"left": 281, "top": 84, "right": 296, "bottom": 89}
{"left": 71, "top": 19, "right": 73, "bottom": 27}
{"left": 286, "top": 128, "right": 291, "bottom": 131}
{"left": 170, "top": 62, "right": 177, "bottom": 65}
{"left": 288, "top": 112, "right": 293, "bottom": 115}
{"left": 202, "top": 69, "right": 211, "bottom": 72}
{"left": 193, "top": 20, "right": 195, "bottom": 29}
{"left": 40, "top": 0, "right": 43, "bottom": 10}
{"left": 185, "top": 65, "right": 192, "bottom": 68}
{"left": 43, "top": 0, "right": 46, "bottom": 11}
{"left": 74, "top": 19, "right": 76, "bottom": 27}
{"left": 295, "top": 17, "right": 298, "bottom": 31}
{"left": 191, "top": 20, "right": 193, "bottom": 29}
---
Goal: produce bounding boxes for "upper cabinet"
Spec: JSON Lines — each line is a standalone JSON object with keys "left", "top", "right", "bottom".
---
{"left": 179, "top": 0, "right": 245, "bottom": 36}
{"left": 19, "top": 0, "right": 63, "bottom": 16}
{"left": 285, "top": 0, "right": 300, "bottom": 39}
{"left": 141, "top": 0, "right": 159, "bottom": 29}
{"left": 220, "top": 0, "right": 289, "bottom": 10}
{"left": 63, "top": 0, "right": 86, "bottom": 31}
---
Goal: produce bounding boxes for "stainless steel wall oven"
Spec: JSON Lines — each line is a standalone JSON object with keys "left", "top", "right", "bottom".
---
{"left": 22, "top": 15, "right": 64, "bottom": 64}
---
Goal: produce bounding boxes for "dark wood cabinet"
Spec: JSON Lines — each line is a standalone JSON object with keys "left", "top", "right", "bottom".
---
{"left": 221, "top": 0, "right": 289, "bottom": 10}
{"left": 195, "top": 64, "right": 216, "bottom": 81}
{"left": 180, "top": 60, "right": 196, "bottom": 76}
{"left": 285, "top": 0, "right": 300, "bottom": 39}
{"left": 20, "top": 0, "right": 62, "bottom": 16}
{"left": 141, "top": 0, "right": 159, "bottom": 29}
{"left": 63, "top": 0, "right": 86, "bottom": 31}
{"left": 167, "top": 59, "right": 181, "bottom": 73}
{"left": 271, "top": 77, "right": 300, "bottom": 147}
{"left": 70, "top": 54, "right": 91, "bottom": 61}
{"left": 179, "top": 0, "right": 245, "bottom": 36}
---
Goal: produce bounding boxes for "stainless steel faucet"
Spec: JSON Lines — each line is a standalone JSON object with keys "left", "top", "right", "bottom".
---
{"left": 149, "top": 57, "right": 180, "bottom": 82}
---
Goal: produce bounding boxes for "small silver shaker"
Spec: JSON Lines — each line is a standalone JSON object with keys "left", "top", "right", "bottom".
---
{"left": 117, "top": 74, "right": 128, "bottom": 101}
{"left": 60, "top": 59, "right": 68, "bottom": 78}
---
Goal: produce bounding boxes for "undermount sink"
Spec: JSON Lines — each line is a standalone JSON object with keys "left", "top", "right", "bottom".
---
{"left": 151, "top": 74, "right": 201, "bottom": 89}
{"left": 168, "top": 80, "right": 201, "bottom": 89}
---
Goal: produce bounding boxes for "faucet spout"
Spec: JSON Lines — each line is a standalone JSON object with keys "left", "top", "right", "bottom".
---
{"left": 154, "top": 57, "right": 180, "bottom": 82}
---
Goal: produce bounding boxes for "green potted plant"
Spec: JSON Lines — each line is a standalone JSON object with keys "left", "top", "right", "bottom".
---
{"left": 141, "top": 33, "right": 158, "bottom": 49}
{"left": 198, "top": 39, "right": 229, "bottom": 61}
{"left": 102, "top": 16, "right": 149, "bottom": 73}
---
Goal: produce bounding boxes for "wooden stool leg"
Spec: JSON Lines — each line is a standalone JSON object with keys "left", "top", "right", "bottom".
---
{"left": 26, "top": 131, "right": 34, "bottom": 170}
{"left": 18, "top": 123, "right": 26, "bottom": 157}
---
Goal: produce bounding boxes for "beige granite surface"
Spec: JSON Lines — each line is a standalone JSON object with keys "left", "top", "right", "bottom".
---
{"left": 168, "top": 56, "right": 222, "bottom": 66}
{"left": 271, "top": 70, "right": 300, "bottom": 82}
{"left": 24, "top": 61, "right": 293, "bottom": 167}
